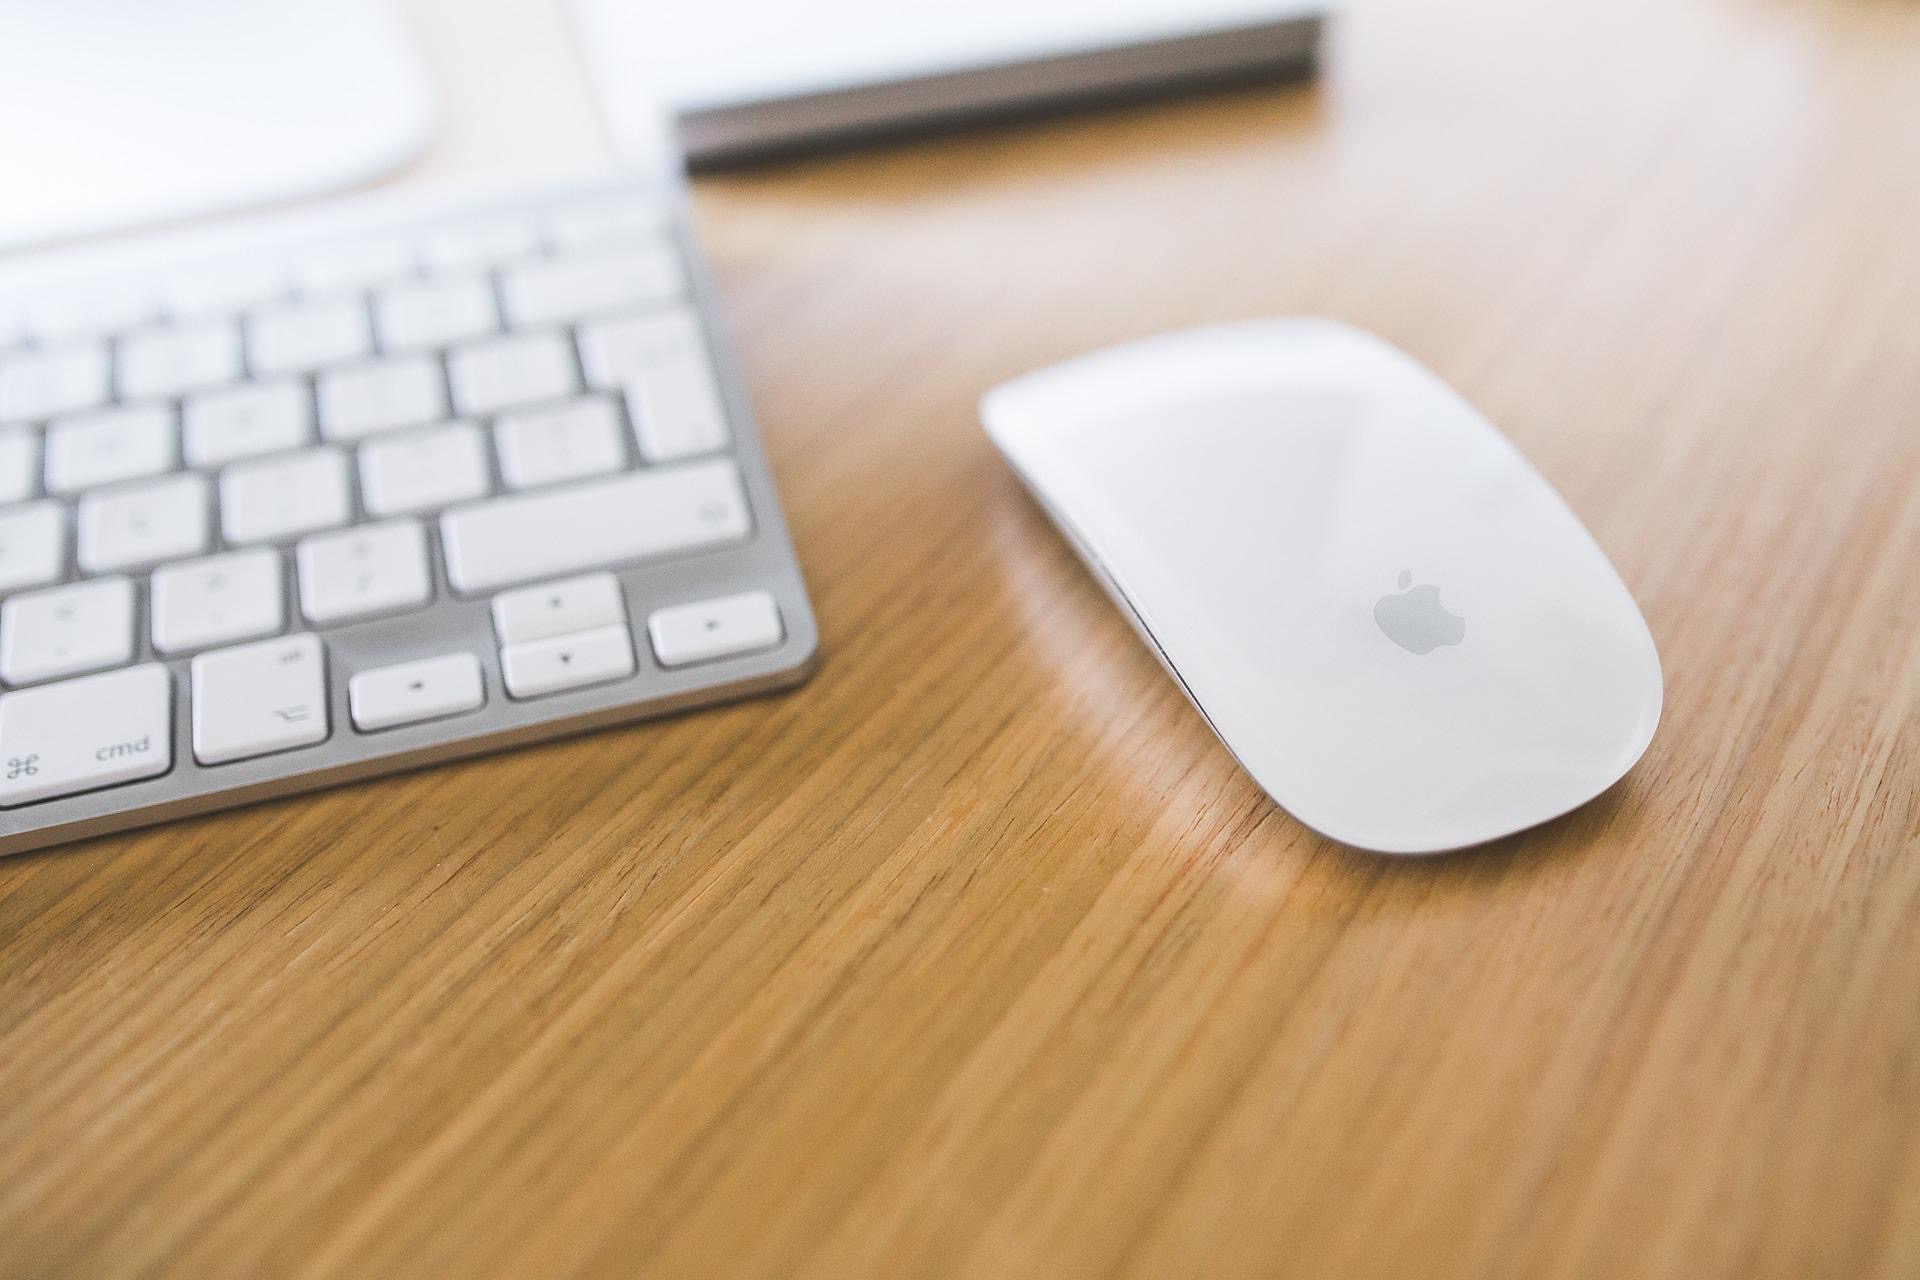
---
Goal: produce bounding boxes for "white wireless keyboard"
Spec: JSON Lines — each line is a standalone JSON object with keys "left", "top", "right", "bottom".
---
{"left": 0, "top": 176, "right": 817, "bottom": 857}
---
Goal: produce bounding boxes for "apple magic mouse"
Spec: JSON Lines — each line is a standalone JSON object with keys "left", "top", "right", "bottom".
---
{"left": 980, "top": 318, "right": 1662, "bottom": 855}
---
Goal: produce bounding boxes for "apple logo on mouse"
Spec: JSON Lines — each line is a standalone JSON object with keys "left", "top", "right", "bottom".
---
{"left": 1374, "top": 570, "right": 1466, "bottom": 655}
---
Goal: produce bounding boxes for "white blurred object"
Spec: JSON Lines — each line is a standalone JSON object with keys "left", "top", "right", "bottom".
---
{"left": 0, "top": 0, "right": 435, "bottom": 251}
{"left": 574, "top": 0, "right": 1326, "bottom": 166}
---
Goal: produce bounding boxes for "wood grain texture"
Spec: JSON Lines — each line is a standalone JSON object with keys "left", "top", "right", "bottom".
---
{"left": 3, "top": 0, "right": 1918, "bottom": 1275}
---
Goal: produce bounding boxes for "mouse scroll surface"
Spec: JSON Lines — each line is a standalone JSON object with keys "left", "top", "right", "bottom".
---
{"left": 983, "top": 320, "right": 1662, "bottom": 855}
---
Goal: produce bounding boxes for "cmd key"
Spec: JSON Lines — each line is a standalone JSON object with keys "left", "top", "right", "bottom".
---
{"left": 0, "top": 664, "right": 172, "bottom": 807}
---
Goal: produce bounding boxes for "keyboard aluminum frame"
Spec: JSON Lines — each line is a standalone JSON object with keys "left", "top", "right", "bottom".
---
{"left": 0, "top": 177, "right": 818, "bottom": 858}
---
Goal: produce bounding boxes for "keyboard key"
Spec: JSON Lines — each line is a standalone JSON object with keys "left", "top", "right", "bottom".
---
{"left": 220, "top": 446, "right": 352, "bottom": 544}
{"left": 648, "top": 591, "right": 783, "bottom": 667}
{"left": 151, "top": 548, "right": 284, "bottom": 655}
{"left": 248, "top": 297, "right": 373, "bottom": 374}
{"left": 27, "top": 286, "right": 158, "bottom": 342}
{"left": 492, "top": 572, "right": 624, "bottom": 646}
{"left": 499, "top": 245, "right": 684, "bottom": 328}
{"left": 440, "top": 458, "right": 752, "bottom": 594}
{"left": 374, "top": 276, "right": 499, "bottom": 351}
{"left": 183, "top": 380, "right": 313, "bottom": 466}
{"left": 0, "top": 664, "right": 171, "bottom": 807}
{"left": 500, "top": 624, "right": 634, "bottom": 698}
{"left": 45, "top": 405, "right": 176, "bottom": 495}
{"left": 545, "top": 194, "right": 670, "bottom": 250}
{"left": 579, "top": 307, "right": 702, "bottom": 387}
{"left": 421, "top": 215, "right": 539, "bottom": 273}
{"left": 163, "top": 261, "right": 286, "bottom": 318}
{"left": 0, "top": 502, "right": 67, "bottom": 594}
{"left": 0, "top": 342, "right": 111, "bottom": 421}
{"left": 190, "top": 632, "right": 328, "bottom": 764}
{"left": 447, "top": 331, "right": 578, "bottom": 416}
{"left": 295, "top": 238, "right": 416, "bottom": 295}
{"left": 0, "top": 577, "right": 135, "bottom": 685}
{"left": 316, "top": 355, "right": 448, "bottom": 441}
{"left": 358, "top": 421, "right": 490, "bottom": 517}
{"left": 625, "top": 356, "right": 729, "bottom": 463}
{"left": 117, "top": 320, "right": 243, "bottom": 400}
{"left": 76, "top": 473, "right": 211, "bottom": 574}
{"left": 493, "top": 395, "right": 626, "bottom": 489}
{"left": 295, "top": 518, "right": 432, "bottom": 624}
{"left": 580, "top": 311, "right": 730, "bottom": 460}
{"left": 0, "top": 426, "right": 39, "bottom": 504}
{"left": 349, "top": 652, "right": 484, "bottom": 731}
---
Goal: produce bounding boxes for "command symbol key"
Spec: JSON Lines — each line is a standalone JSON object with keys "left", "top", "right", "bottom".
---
{"left": 0, "top": 664, "right": 173, "bottom": 807}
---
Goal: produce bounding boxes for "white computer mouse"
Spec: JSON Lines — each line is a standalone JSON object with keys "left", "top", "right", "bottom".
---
{"left": 981, "top": 318, "right": 1662, "bottom": 855}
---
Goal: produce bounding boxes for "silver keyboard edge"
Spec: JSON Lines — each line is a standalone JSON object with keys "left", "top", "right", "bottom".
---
{"left": 0, "top": 648, "right": 816, "bottom": 859}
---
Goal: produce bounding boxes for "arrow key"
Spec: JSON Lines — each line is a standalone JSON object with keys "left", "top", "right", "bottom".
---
{"left": 491, "top": 572, "right": 624, "bottom": 646}
{"left": 349, "top": 652, "right": 485, "bottom": 731}
{"left": 499, "top": 625, "right": 633, "bottom": 699}
{"left": 647, "top": 591, "right": 782, "bottom": 668}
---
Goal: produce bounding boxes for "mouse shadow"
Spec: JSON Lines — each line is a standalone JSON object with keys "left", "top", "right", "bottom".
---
{"left": 1314, "top": 775, "right": 1648, "bottom": 894}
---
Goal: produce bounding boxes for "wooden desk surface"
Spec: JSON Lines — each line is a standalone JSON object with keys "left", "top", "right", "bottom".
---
{"left": 4, "top": 0, "right": 1918, "bottom": 1276}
